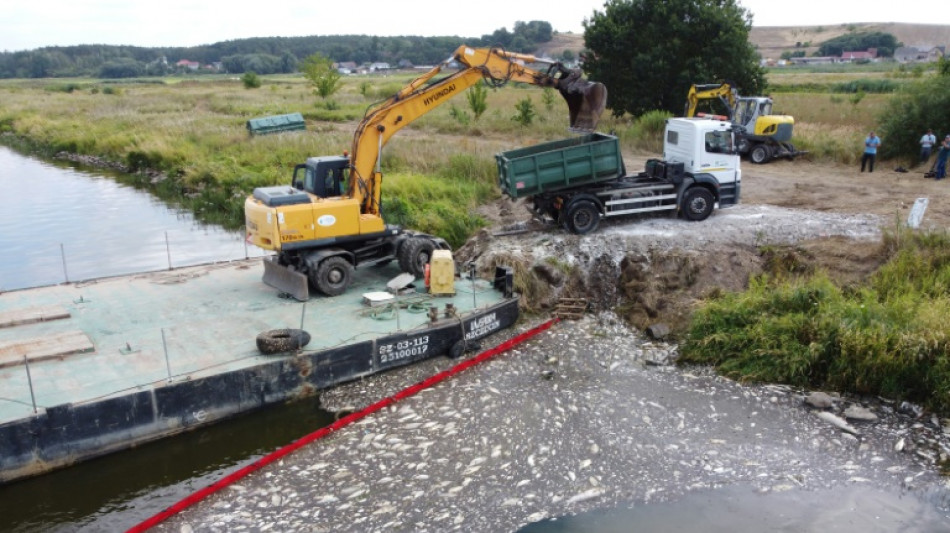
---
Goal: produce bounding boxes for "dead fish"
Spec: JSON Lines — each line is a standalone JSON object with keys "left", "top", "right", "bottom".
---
{"left": 566, "top": 488, "right": 605, "bottom": 504}
{"left": 815, "top": 411, "right": 861, "bottom": 436}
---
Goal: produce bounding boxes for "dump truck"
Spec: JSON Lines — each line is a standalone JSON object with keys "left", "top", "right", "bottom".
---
{"left": 245, "top": 46, "right": 606, "bottom": 300}
{"left": 497, "top": 117, "right": 740, "bottom": 234}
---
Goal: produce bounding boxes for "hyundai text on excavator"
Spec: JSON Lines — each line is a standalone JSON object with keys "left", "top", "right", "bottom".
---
{"left": 685, "top": 82, "right": 802, "bottom": 164}
{"left": 244, "top": 46, "right": 607, "bottom": 300}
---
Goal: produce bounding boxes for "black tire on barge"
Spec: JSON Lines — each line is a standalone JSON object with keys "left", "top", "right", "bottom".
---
{"left": 256, "top": 329, "right": 312, "bottom": 354}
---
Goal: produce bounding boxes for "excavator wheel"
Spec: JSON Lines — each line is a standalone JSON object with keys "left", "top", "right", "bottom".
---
{"left": 398, "top": 237, "right": 436, "bottom": 278}
{"left": 750, "top": 144, "right": 772, "bottom": 164}
{"left": 312, "top": 256, "right": 355, "bottom": 296}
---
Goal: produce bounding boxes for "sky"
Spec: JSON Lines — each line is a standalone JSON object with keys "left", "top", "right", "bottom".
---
{"left": 2, "top": 0, "right": 947, "bottom": 52}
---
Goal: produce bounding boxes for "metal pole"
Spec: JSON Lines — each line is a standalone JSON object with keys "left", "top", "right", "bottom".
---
{"left": 471, "top": 263, "right": 477, "bottom": 308}
{"left": 242, "top": 225, "right": 249, "bottom": 259}
{"left": 60, "top": 243, "right": 69, "bottom": 283}
{"left": 165, "top": 231, "right": 172, "bottom": 270}
{"left": 395, "top": 302, "right": 400, "bottom": 330}
{"left": 300, "top": 301, "right": 307, "bottom": 330}
{"left": 161, "top": 328, "right": 172, "bottom": 382}
{"left": 23, "top": 356, "right": 37, "bottom": 414}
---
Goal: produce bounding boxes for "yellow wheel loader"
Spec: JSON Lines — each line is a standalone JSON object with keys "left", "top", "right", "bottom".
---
{"left": 685, "top": 82, "right": 803, "bottom": 164}
{"left": 245, "top": 46, "right": 607, "bottom": 300}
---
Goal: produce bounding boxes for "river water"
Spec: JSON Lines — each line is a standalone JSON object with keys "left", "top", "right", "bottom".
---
{"left": 0, "top": 145, "right": 263, "bottom": 291}
{"left": 0, "top": 145, "right": 337, "bottom": 531}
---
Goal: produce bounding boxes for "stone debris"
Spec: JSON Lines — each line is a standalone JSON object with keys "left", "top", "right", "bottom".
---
{"left": 158, "top": 314, "right": 950, "bottom": 532}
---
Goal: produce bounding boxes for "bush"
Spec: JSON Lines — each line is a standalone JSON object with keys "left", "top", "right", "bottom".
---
{"left": 680, "top": 229, "right": 950, "bottom": 415}
{"left": 877, "top": 76, "right": 950, "bottom": 160}
{"left": 242, "top": 71, "right": 261, "bottom": 89}
{"left": 511, "top": 97, "right": 536, "bottom": 126}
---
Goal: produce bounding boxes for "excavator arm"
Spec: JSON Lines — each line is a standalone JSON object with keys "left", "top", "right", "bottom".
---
{"left": 684, "top": 82, "right": 738, "bottom": 120}
{"left": 347, "top": 46, "right": 607, "bottom": 216}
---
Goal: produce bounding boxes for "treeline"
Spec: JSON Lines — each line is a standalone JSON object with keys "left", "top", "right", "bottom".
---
{"left": 0, "top": 21, "right": 556, "bottom": 79}
{"left": 817, "top": 31, "right": 901, "bottom": 58}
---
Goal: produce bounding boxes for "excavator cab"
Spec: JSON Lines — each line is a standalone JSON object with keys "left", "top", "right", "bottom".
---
{"left": 293, "top": 156, "right": 348, "bottom": 198}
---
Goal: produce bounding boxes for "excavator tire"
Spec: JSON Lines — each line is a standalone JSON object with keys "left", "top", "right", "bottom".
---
{"left": 398, "top": 238, "right": 435, "bottom": 278}
{"left": 312, "top": 256, "right": 354, "bottom": 296}
{"left": 750, "top": 144, "right": 772, "bottom": 164}
{"left": 256, "top": 328, "right": 311, "bottom": 355}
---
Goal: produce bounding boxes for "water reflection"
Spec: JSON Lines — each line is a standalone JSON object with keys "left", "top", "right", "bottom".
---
{"left": 519, "top": 484, "right": 950, "bottom": 533}
{"left": 0, "top": 145, "right": 263, "bottom": 291}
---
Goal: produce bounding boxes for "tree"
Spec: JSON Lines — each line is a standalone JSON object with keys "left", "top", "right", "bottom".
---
{"left": 817, "top": 32, "right": 900, "bottom": 58}
{"left": 877, "top": 76, "right": 950, "bottom": 161}
{"left": 98, "top": 58, "right": 144, "bottom": 78}
{"left": 583, "top": 0, "right": 765, "bottom": 117}
{"left": 300, "top": 53, "right": 342, "bottom": 100}
{"left": 466, "top": 81, "right": 488, "bottom": 120}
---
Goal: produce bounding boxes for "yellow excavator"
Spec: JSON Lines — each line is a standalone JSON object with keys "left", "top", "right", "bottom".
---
{"left": 685, "top": 82, "right": 802, "bottom": 164}
{"left": 245, "top": 46, "right": 607, "bottom": 300}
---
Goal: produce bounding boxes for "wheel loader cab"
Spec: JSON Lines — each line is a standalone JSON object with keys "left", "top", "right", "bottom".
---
{"left": 293, "top": 156, "right": 348, "bottom": 198}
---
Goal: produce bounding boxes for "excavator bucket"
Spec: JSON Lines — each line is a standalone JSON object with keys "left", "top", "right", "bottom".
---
{"left": 559, "top": 73, "right": 607, "bottom": 132}
{"left": 262, "top": 256, "right": 310, "bottom": 301}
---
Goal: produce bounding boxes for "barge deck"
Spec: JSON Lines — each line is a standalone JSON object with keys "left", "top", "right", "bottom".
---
{"left": 0, "top": 258, "right": 518, "bottom": 484}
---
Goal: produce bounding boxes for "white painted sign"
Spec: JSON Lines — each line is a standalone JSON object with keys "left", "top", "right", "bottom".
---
{"left": 317, "top": 215, "right": 336, "bottom": 227}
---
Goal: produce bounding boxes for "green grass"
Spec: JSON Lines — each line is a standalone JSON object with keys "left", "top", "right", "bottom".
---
{"left": 680, "top": 229, "right": 950, "bottom": 414}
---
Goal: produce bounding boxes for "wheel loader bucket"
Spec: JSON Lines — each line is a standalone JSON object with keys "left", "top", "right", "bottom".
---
{"left": 262, "top": 256, "right": 310, "bottom": 301}
{"left": 559, "top": 74, "right": 607, "bottom": 132}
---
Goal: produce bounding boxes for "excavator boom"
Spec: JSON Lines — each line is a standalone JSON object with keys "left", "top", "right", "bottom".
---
{"left": 244, "top": 45, "right": 606, "bottom": 299}
{"left": 348, "top": 46, "right": 607, "bottom": 216}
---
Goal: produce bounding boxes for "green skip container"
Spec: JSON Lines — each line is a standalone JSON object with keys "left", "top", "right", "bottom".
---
{"left": 246, "top": 112, "right": 306, "bottom": 135}
{"left": 495, "top": 133, "right": 624, "bottom": 199}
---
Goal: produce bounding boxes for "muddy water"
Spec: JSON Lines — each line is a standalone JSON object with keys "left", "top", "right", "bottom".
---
{"left": 0, "top": 396, "right": 335, "bottom": 532}
{"left": 520, "top": 485, "right": 950, "bottom": 532}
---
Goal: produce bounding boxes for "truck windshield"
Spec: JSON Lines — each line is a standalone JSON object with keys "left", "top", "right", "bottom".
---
{"left": 704, "top": 131, "right": 733, "bottom": 153}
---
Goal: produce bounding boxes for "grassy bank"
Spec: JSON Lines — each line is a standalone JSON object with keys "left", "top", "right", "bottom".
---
{"left": 0, "top": 71, "right": 910, "bottom": 240}
{"left": 0, "top": 74, "right": 603, "bottom": 245}
{"left": 680, "top": 228, "right": 950, "bottom": 415}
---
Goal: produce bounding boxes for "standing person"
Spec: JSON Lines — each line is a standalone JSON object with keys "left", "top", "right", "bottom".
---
{"left": 861, "top": 131, "right": 881, "bottom": 173}
{"left": 920, "top": 128, "right": 937, "bottom": 163}
{"left": 936, "top": 136, "right": 950, "bottom": 181}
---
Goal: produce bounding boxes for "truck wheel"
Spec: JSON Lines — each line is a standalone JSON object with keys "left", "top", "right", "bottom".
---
{"left": 750, "top": 144, "right": 772, "bottom": 164}
{"left": 737, "top": 137, "right": 750, "bottom": 154}
{"left": 399, "top": 238, "right": 435, "bottom": 278}
{"left": 565, "top": 201, "right": 600, "bottom": 235}
{"left": 681, "top": 187, "right": 715, "bottom": 221}
{"left": 312, "top": 256, "right": 354, "bottom": 296}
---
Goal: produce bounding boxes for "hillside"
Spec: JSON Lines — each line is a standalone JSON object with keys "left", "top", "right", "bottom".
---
{"left": 750, "top": 22, "right": 950, "bottom": 59}
{"left": 541, "top": 23, "right": 950, "bottom": 60}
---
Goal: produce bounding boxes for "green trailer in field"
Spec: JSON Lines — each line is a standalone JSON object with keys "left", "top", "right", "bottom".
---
{"left": 246, "top": 113, "right": 306, "bottom": 135}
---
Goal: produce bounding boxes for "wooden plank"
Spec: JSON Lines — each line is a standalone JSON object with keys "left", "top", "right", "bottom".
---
{"left": 0, "top": 305, "right": 71, "bottom": 329}
{"left": 0, "top": 330, "right": 95, "bottom": 369}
